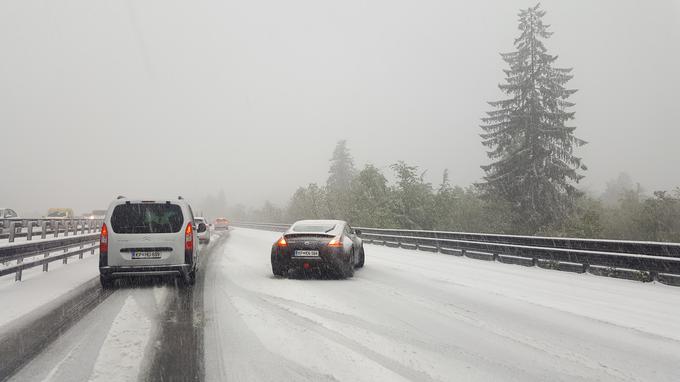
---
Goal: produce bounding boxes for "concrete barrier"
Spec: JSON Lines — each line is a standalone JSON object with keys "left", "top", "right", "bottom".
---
{"left": 588, "top": 265, "right": 653, "bottom": 282}
{"left": 400, "top": 243, "right": 417, "bottom": 250}
{"left": 536, "top": 259, "right": 586, "bottom": 274}
{"left": 498, "top": 254, "right": 534, "bottom": 267}
{"left": 464, "top": 250, "right": 495, "bottom": 261}
{"left": 657, "top": 273, "right": 680, "bottom": 287}
{"left": 440, "top": 247, "right": 463, "bottom": 256}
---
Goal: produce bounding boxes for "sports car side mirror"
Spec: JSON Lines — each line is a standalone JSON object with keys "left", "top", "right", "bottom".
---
{"left": 355, "top": 229, "right": 362, "bottom": 235}
{"left": 197, "top": 223, "right": 207, "bottom": 233}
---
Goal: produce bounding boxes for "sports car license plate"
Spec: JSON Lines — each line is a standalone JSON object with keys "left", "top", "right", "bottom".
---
{"left": 132, "top": 251, "right": 162, "bottom": 259}
{"left": 294, "top": 250, "right": 319, "bottom": 257}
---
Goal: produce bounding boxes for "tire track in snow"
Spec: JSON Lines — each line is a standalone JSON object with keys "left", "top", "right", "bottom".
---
{"left": 203, "top": 234, "right": 338, "bottom": 382}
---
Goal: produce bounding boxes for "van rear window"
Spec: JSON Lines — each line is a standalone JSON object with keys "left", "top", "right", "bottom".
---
{"left": 110, "top": 203, "right": 184, "bottom": 234}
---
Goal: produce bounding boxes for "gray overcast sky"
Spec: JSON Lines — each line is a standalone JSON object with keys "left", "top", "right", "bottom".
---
{"left": 1, "top": 0, "right": 679, "bottom": 215}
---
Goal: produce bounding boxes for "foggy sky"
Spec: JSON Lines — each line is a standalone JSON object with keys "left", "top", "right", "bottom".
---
{"left": 1, "top": 0, "right": 679, "bottom": 216}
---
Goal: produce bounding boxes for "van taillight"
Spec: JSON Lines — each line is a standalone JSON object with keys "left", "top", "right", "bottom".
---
{"left": 99, "top": 223, "right": 108, "bottom": 267}
{"left": 185, "top": 223, "right": 193, "bottom": 264}
{"left": 100, "top": 223, "right": 108, "bottom": 253}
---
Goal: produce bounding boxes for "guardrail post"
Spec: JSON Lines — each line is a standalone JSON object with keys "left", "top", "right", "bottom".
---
{"left": 63, "top": 245, "right": 68, "bottom": 264}
{"left": 71, "top": 219, "right": 77, "bottom": 236}
{"left": 43, "top": 252, "right": 49, "bottom": 272}
{"left": 64, "top": 221, "right": 69, "bottom": 237}
{"left": 79, "top": 243, "right": 84, "bottom": 259}
{"left": 41, "top": 221, "right": 48, "bottom": 239}
{"left": 27, "top": 221, "right": 33, "bottom": 241}
{"left": 53, "top": 221, "right": 59, "bottom": 238}
{"left": 15, "top": 259, "right": 23, "bottom": 281}
{"left": 8, "top": 222, "right": 16, "bottom": 243}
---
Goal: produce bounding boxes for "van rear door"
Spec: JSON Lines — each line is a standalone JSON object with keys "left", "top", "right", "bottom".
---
{"left": 107, "top": 202, "right": 186, "bottom": 267}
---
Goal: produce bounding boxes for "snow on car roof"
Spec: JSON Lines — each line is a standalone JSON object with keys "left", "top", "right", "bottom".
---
{"left": 289, "top": 220, "right": 345, "bottom": 234}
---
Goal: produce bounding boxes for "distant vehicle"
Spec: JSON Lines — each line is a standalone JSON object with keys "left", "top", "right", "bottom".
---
{"left": 98, "top": 197, "right": 207, "bottom": 288}
{"left": 46, "top": 208, "right": 74, "bottom": 219}
{"left": 213, "top": 218, "right": 229, "bottom": 230}
{"left": 0, "top": 208, "right": 19, "bottom": 219}
{"left": 86, "top": 209, "right": 107, "bottom": 220}
{"left": 195, "top": 217, "right": 211, "bottom": 244}
{"left": 271, "top": 219, "right": 364, "bottom": 278}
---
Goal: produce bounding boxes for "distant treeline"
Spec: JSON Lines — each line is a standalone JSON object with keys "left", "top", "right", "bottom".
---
{"left": 227, "top": 141, "right": 680, "bottom": 243}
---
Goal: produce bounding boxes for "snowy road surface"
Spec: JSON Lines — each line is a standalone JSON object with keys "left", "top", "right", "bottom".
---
{"left": 6, "top": 228, "right": 680, "bottom": 381}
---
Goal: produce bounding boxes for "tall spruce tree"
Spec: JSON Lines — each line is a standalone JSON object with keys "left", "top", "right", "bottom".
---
{"left": 480, "top": 3, "right": 586, "bottom": 232}
{"left": 327, "top": 140, "right": 356, "bottom": 219}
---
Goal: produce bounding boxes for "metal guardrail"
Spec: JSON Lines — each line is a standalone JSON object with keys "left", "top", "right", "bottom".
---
{"left": 0, "top": 219, "right": 103, "bottom": 242}
{"left": 232, "top": 221, "right": 680, "bottom": 283}
{"left": 0, "top": 230, "right": 100, "bottom": 282}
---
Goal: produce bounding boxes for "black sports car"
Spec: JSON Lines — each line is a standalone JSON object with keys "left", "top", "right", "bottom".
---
{"left": 271, "top": 220, "right": 365, "bottom": 278}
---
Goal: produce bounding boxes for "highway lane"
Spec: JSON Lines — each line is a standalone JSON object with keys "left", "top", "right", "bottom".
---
{"left": 204, "top": 228, "right": 680, "bottom": 382}
{"left": 6, "top": 235, "right": 224, "bottom": 382}
{"left": 5, "top": 227, "right": 680, "bottom": 381}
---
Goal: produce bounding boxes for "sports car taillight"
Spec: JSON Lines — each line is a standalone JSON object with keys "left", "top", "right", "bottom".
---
{"left": 327, "top": 236, "right": 343, "bottom": 247}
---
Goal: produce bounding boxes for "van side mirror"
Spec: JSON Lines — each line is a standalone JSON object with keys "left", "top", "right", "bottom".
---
{"left": 197, "top": 223, "right": 207, "bottom": 233}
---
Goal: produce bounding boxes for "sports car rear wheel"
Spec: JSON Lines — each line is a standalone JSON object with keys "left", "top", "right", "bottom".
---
{"left": 272, "top": 263, "right": 286, "bottom": 277}
{"left": 343, "top": 250, "right": 355, "bottom": 278}
{"left": 355, "top": 247, "right": 365, "bottom": 268}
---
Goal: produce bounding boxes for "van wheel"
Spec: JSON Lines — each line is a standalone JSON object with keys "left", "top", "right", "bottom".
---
{"left": 100, "top": 275, "right": 114, "bottom": 289}
{"left": 184, "top": 268, "right": 196, "bottom": 286}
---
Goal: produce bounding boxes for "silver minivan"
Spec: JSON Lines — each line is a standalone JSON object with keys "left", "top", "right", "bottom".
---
{"left": 98, "top": 197, "right": 207, "bottom": 288}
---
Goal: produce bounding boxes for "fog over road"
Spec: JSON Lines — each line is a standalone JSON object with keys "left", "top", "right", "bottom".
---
{"left": 7, "top": 228, "right": 680, "bottom": 382}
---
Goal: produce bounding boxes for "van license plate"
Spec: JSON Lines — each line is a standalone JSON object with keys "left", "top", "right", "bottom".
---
{"left": 294, "top": 250, "right": 319, "bottom": 257}
{"left": 132, "top": 251, "right": 162, "bottom": 259}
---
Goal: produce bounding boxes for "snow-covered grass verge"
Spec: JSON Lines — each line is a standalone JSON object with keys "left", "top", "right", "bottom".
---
{"left": 0, "top": 253, "right": 99, "bottom": 327}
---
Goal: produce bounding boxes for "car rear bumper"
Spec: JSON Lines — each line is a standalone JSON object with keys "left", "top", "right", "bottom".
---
{"left": 271, "top": 247, "right": 349, "bottom": 270}
{"left": 100, "top": 264, "right": 191, "bottom": 278}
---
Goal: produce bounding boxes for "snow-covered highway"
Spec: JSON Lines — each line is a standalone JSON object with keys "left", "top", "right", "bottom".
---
{"left": 3, "top": 227, "right": 680, "bottom": 382}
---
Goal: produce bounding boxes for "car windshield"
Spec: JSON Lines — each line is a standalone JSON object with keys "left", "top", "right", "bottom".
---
{"left": 292, "top": 223, "right": 336, "bottom": 233}
{"left": 110, "top": 203, "right": 183, "bottom": 234}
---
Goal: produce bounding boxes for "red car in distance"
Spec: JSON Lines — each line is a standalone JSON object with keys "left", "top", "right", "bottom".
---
{"left": 213, "top": 218, "right": 229, "bottom": 231}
